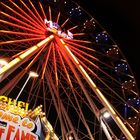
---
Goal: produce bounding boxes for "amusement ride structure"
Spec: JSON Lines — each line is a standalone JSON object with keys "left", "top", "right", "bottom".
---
{"left": 0, "top": 0, "right": 139, "bottom": 139}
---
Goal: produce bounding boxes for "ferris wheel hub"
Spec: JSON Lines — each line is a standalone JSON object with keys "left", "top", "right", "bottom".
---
{"left": 44, "top": 19, "right": 73, "bottom": 39}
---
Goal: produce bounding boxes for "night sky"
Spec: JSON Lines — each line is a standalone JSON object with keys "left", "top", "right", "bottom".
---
{"left": 76, "top": 0, "right": 140, "bottom": 91}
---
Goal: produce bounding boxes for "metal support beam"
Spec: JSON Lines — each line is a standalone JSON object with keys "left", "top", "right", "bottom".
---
{"left": 0, "top": 35, "right": 54, "bottom": 82}
{"left": 55, "top": 37, "right": 134, "bottom": 140}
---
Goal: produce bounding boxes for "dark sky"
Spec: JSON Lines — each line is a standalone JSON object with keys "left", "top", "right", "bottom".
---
{"left": 76, "top": 0, "right": 140, "bottom": 90}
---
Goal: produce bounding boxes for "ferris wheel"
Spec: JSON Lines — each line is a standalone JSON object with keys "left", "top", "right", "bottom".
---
{"left": 0, "top": 0, "right": 139, "bottom": 139}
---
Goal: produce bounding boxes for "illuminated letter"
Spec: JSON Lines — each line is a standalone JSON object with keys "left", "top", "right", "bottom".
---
{"left": 0, "top": 128, "right": 5, "bottom": 138}
{"left": 2, "top": 113, "right": 13, "bottom": 122}
{"left": 6, "top": 125, "right": 15, "bottom": 140}
{"left": 8, "top": 98, "right": 16, "bottom": 106}
{"left": 30, "top": 134, "right": 36, "bottom": 140}
{"left": 14, "top": 129, "right": 20, "bottom": 140}
{"left": 21, "top": 131, "right": 29, "bottom": 140}
{"left": 18, "top": 101, "right": 25, "bottom": 108}
{"left": 0, "top": 96, "right": 8, "bottom": 102}
{"left": 25, "top": 103, "right": 29, "bottom": 111}
{"left": 13, "top": 116, "right": 20, "bottom": 124}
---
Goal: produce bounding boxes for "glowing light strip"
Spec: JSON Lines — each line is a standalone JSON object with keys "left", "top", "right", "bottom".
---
{"left": 100, "top": 120, "right": 113, "bottom": 140}
{"left": 96, "top": 89, "right": 116, "bottom": 115}
{"left": 1, "top": 2, "right": 44, "bottom": 32}
{"left": 20, "top": 0, "right": 45, "bottom": 29}
{"left": 116, "top": 116, "right": 134, "bottom": 140}
{"left": 29, "top": 0, "right": 46, "bottom": 29}
{"left": 0, "top": 35, "right": 54, "bottom": 75}
{"left": 73, "top": 33, "right": 85, "bottom": 36}
{"left": 60, "top": 39, "right": 97, "bottom": 88}
{"left": 0, "top": 37, "right": 45, "bottom": 45}
{"left": 59, "top": 38, "right": 134, "bottom": 140}
{"left": 56, "top": 12, "right": 60, "bottom": 24}
{"left": 0, "top": 20, "right": 43, "bottom": 34}
{"left": 0, "top": 30, "right": 43, "bottom": 37}
{"left": 0, "top": 11, "right": 43, "bottom": 33}
{"left": 19, "top": 46, "right": 38, "bottom": 59}
{"left": 61, "top": 18, "right": 69, "bottom": 28}
{"left": 39, "top": 2, "right": 46, "bottom": 19}
{"left": 68, "top": 25, "right": 78, "bottom": 31}
{"left": 37, "top": 35, "right": 54, "bottom": 47}
{"left": 49, "top": 6, "right": 52, "bottom": 21}
{"left": 60, "top": 39, "right": 79, "bottom": 65}
{"left": 10, "top": 0, "right": 44, "bottom": 30}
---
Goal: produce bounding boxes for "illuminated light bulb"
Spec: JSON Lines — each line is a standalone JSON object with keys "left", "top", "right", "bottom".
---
{"left": 29, "top": 71, "right": 38, "bottom": 77}
{"left": 68, "top": 136, "right": 73, "bottom": 140}
{"left": 103, "top": 111, "right": 111, "bottom": 119}
{"left": 0, "top": 59, "right": 8, "bottom": 66}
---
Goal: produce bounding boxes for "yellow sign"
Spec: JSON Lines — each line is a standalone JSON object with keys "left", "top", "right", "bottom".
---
{"left": 0, "top": 96, "right": 29, "bottom": 111}
{"left": 0, "top": 109, "right": 38, "bottom": 140}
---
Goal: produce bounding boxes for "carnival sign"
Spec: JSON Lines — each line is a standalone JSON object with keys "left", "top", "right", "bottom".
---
{"left": 0, "top": 109, "right": 39, "bottom": 140}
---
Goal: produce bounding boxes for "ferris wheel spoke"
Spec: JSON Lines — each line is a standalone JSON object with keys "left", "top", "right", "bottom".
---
{"left": 0, "top": 68, "right": 26, "bottom": 95}
{"left": 48, "top": 6, "right": 52, "bottom": 21}
{"left": 0, "top": 1, "right": 139, "bottom": 139}
{"left": 56, "top": 37, "right": 135, "bottom": 140}
{"left": 56, "top": 12, "right": 61, "bottom": 24}
{"left": 0, "top": 36, "right": 54, "bottom": 82}
{"left": 29, "top": 0, "right": 46, "bottom": 28}
{"left": 64, "top": 39, "right": 114, "bottom": 60}
{"left": 41, "top": 44, "right": 53, "bottom": 80}
{"left": 69, "top": 46, "right": 122, "bottom": 85}
{"left": 0, "top": 30, "right": 44, "bottom": 37}
{"left": 77, "top": 59, "right": 139, "bottom": 114}
{"left": 0, "top": 49, "right": 22, "bottom": 52}
{"left": 57, "top": 39, "right": 100, "bottom": 115}
{"left": 57, "top": 44, "right": 100, "bottom": 139}
{"left": 46, "top": 61, "right": 93, "bottom": 139}
{"left": 0, "top": 11, "right": 44, "bottom": 33}
{"left": 61, "top": 18, "right": 69, "bottom": 28}
{"left": 66, "top": 41, "right": 122, "bottom": 63}
{"left": 64, "top": 39, "right": 96, "bottom": 52}
{"left": 33, "top": 81, "right": 42, "bottom": 108}
{"left": 42, "top": 80, "right": 47, "bottom": 114}
{"left": 67, "top": 44, "right": 132, "bottom": 79}
{"left": 1, "top": 2, "right": 43, "bottom": 31}
{"left": 27, "top": 77, "right": 38, "bottom": 103}
{"left": 50, "top": 80, "right": 72, "bottom": 140}
{"left": 0, "top": 37, "right": 45, "bottom": 45}
{"left": 39, "top": 2, "right": 47, "bottom": 20}
{"left": 0, "top": 19, "right": 44, "bottom": 35}
{"left": 12, "top": 48, "right": 34, "bottom": 59}
{"left": 67, "top": 38, "right": 91, "bottom": 44}
{"left": 67, "top": 43, "right": 115, "bottom": 71}
{"left": 1, "top": 45, "right": 46, "bottom": 96}
{"left": 68, "top": 25, "right": 78, "bottom": 31}
{"left": 28, "top": 65, "right": 42, "bottom": 105}
{"left": 45, "top": 69, "right": 71, "bottom": 140}
{"left": 73, "top": 33, "right": 86, "bottom": 36}
{"left": 57, "top": 48, "right": 74, "bottom": 88}
{"left": 23, "top": 47, "right": 51, "bottom": 103}
{"left": 58, "top": 80, "right": 95, "bottom": 140}
{"left": 52, "top": 42, "right": 59, "bottom": 88}
{"left": 20, "top": 0, "right": 46, "bottom": 29}
{"left": 28, "top": 44, "right": 48, "bottom": 70}
{"left": 9, "top": 0, "right": 45, "bottom": 31}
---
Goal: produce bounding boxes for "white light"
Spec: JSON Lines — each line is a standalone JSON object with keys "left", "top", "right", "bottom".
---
{"left": 29, "top": 71, "right": 38, "bottom": 77}
{"left": 103, "top": 112, "right": 111, "bottom": 119}
{"left": 68, "top": 136, "right": 73, "bottom": 140}
{"left": 0, "top": 59, "right": 8, "bottom": 66}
